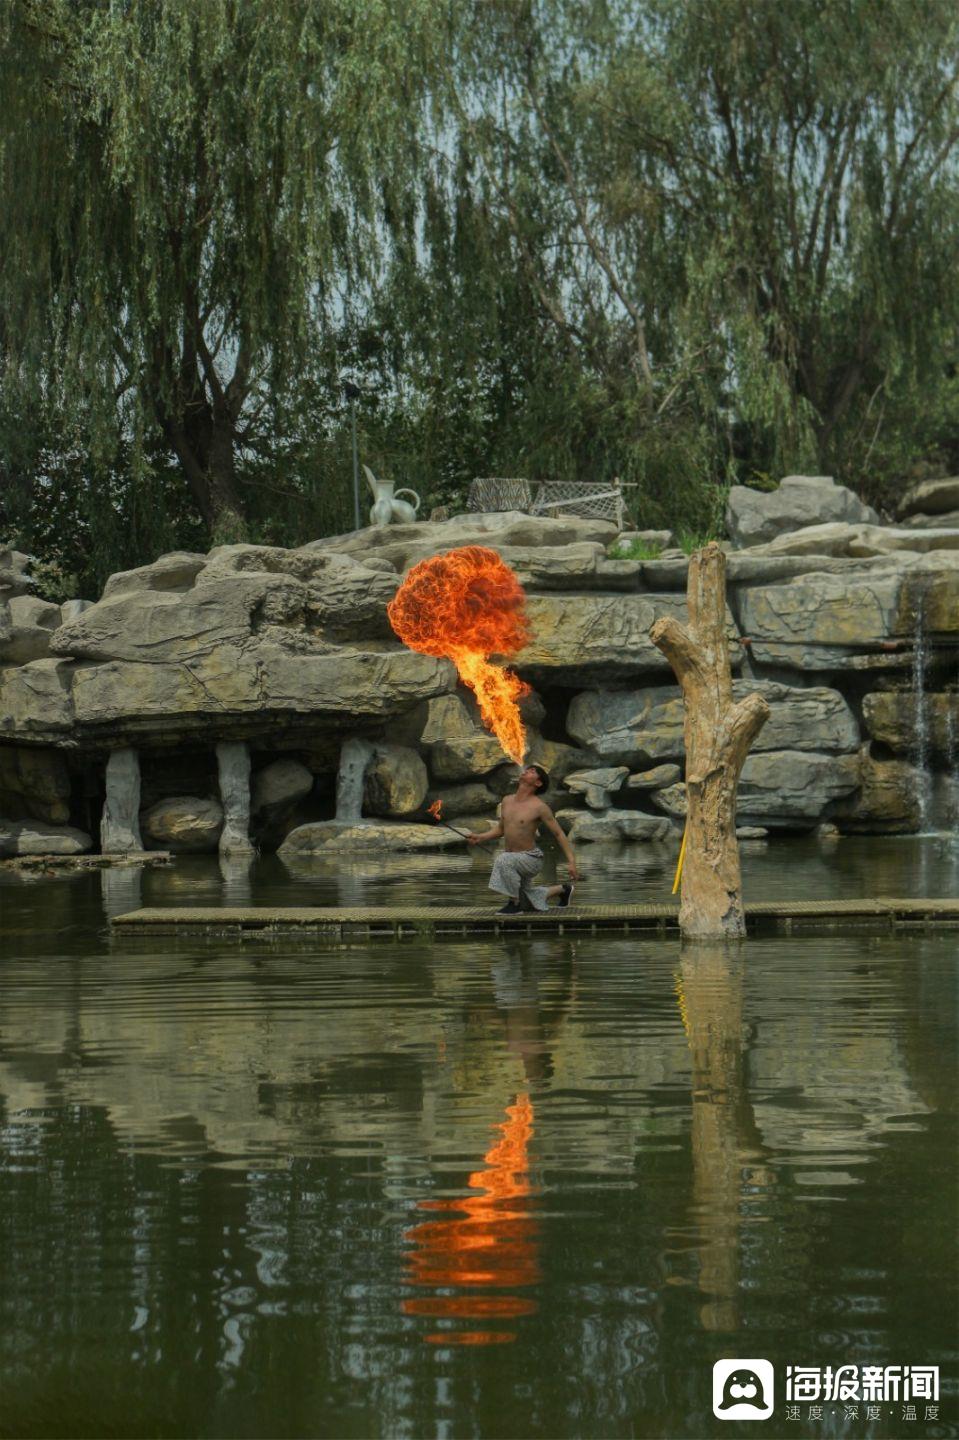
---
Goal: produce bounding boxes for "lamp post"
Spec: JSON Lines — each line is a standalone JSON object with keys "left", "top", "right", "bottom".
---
{"left": 343, "top": 381, "right": 362, "bottom": 530}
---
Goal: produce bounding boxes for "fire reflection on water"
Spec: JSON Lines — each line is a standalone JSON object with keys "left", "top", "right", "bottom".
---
{"left": 401, "top": 1092, "right": 540, "bottom": 1346}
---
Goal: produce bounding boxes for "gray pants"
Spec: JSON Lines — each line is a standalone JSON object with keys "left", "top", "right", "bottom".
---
{"left": 489, "top": 847, "right": 550, "bottom": 912}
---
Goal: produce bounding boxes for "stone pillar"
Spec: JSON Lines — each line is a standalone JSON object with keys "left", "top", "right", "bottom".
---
{"left": 216, "top": 740, "right": 255, "bottom": 856}
{"left": 335, "top": 737, "right": 375, "bottom": 822}
{"left": 101, "top": 748, "right": 143, "bottom": 853}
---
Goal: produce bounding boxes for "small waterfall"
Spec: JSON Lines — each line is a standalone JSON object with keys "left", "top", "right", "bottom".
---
{"left": 335, "top": 738, "right": 375, "bottom": 823}
{"left": 945, "top": 672, "right": 959, "bottom": 834}
{"left": 911, "top": 596, "right": 932, "bottom": 831}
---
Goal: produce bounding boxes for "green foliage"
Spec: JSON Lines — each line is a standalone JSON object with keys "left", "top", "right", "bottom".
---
{"left": 1, "top": 0, "right": 956, "bottom": 589}
{"left": 743, "top": 472, "right": 780, "bottom": 494}
{"left": 677, "top": 530, "right": 719, "bottom": 557}
{"left": 25, "top": 556, "right": 78, "bottom": 606}
{"left": 0, "top": 0, "right": 443, "bottom": 546}
{"left": 441, "top": 0, "right": 959, "bottom": 508}
{"left": 209, "top": 511, "right": 250, "bottom": 550}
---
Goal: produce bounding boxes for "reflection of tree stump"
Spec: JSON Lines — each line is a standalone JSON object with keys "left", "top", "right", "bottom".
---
{"left": 650, "top": 544, "right": 770, "bottom": 939}
{"left": 678, "top": 944, "right": 768, "bottom": 1331}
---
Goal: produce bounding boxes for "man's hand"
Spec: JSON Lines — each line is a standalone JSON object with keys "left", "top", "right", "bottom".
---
{"left": 541, "top": 804, "right": 579, "bottom": 882}
{"left": 467, "top": 833, "right": 485, "bottom": 846}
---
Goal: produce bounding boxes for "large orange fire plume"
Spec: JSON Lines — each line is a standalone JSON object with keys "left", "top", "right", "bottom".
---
{"left": 387, "top": 546, "right": 531, "bottom": 764}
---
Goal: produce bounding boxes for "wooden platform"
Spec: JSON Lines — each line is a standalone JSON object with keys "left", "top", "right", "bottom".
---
{"left": 111, "top": 898, "right": 959, "bottom": 940}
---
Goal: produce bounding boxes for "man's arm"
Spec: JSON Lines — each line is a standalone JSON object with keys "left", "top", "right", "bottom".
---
{"left": 468, "top": 811, "right": 504, "bottom": 845}
{"left": 539, "top": 802, "right": 580, "bottom": 880}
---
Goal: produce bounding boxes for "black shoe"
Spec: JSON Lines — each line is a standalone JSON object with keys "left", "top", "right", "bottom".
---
{"left": 497, "top": 901, "right": 521, "bottom": 915}
{"left": 558, "top": 883, "right": 574, "bottom": 908}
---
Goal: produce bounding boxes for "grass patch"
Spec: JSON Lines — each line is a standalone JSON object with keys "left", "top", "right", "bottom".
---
{"left": 676, "top": 530, "right": 720, "bottom": 555}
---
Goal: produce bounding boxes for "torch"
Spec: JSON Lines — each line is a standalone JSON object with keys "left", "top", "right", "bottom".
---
{"left": 427, "top": 799, "right": 496, "bottom": 853}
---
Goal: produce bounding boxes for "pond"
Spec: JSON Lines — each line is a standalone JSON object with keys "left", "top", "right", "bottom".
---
{"left": 0, "top": 837, "right": 956, "bottom": 1438}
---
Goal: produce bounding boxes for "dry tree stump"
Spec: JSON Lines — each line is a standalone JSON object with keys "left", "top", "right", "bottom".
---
{"left": 649, "top": 543, "right": 770, "bottom": 939}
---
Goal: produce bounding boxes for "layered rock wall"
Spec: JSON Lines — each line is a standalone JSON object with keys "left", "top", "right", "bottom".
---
{"left": 1, "top": 500, "right": 957, "bottom": 855}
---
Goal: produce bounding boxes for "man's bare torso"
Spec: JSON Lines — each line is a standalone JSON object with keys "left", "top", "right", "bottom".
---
{"left": 501, "top": 793, "right": 545, "bottom": 851}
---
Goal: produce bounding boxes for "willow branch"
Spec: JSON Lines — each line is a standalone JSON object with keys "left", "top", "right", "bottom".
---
{"left": 887, "top": 61, "right": 959, "bottom": 232}
{"left": 524, "top": 77, "right": 654, "bottom": 388}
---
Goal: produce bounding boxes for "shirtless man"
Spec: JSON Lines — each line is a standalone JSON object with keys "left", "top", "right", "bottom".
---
{"left": 468, "top": 764, "right": 580, "bottom": 914}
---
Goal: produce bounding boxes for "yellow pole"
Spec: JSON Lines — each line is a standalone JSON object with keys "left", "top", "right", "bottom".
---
{"left": 671, "top": 823, "right": 688, "bottom": 895}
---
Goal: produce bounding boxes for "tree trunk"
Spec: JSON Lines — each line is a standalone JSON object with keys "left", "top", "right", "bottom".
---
{"left": 162, "top": 399, "right": 247, "bottom": 536}
{"left": 150, "top": 313, "right": 248, "bottom": 536}
{"left": 204, "top": 417, "right": 247, "bottom": 538}
{"left": 649, "top": 543, "right": 770, "bottom": 939}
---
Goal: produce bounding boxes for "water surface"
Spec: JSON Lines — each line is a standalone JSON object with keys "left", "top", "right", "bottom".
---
{"left": 0, "top": 838, "right": 956, "bottom": 1438}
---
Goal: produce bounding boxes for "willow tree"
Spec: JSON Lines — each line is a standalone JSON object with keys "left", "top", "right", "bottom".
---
{"left": 0, "top": 0, "right": 442, "bottom": 541}
{"left": 448, "top": 0, "right": 959, "bottom": 507}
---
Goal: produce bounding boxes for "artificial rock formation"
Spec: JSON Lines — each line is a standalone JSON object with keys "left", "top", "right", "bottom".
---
{"left": 750, "top": 520, "right": 959, "bottom": 557}
{"left": 278, "top": 818, "right": 485, "bottom": 856}
{"left": 725, "top": 475, "right": 879, "bottom": 547}
{"left": 141, "top": 797, "right": 224, "bottom": 852}
{"left": 517, "top": 592, "right": 742, "bottom": 684}
{"left": 307, "top": 509, "right": 619, "bottom": 572}
{"left": 897, "top": 475, "right": 959, "bottom": 523}
{"left": 0, "top": 745, "right": 72, "bottom": 825}
{"left": 0, "top": 818, "right": 91, "bottom": 857}
{"left": 419, "top": 694, "right": 507, "bottom": 781}
{"left": 626, "top": 764, "right": 681, "bottom": 791}
{"left": 363, "top": 744, "right": 429, "bottom": 817}
{"left": 423, "top": 782, "right": 498, "bottom": 818}
{"left": 567, "top": 681, "right": 858, "bottom": 766}
{"left": 832, "top": 748, "right": 923, "bottom": 834}
{"left": 650, "top": 544, "right": 770, "bottom": 940}
{"left": 862, "top": 691, "right": 959, "bottom": 758}
{"left": 648, "top": 749, "right": 878, "bottom": 830}
{"left": 2, "top": 497, "right": 958, "bottom": 858}
{"left": 557, "top": 810, "right": 671, "bottom": 843}
{"left": 563, "top": 766, "right": 629, "bottom": 811}
{"left": 0, "top": 595, "right": 61, "bottom": 664}
{"left": 251, "top": 757, "right": 314, "bottom": 823}
{"left": 738, "top": 569, "right": 905, "bottom": 670}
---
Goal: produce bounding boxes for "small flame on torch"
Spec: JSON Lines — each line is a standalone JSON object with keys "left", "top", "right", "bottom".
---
{"left": 428, "top": 799, "right": 443, "bottom": 822}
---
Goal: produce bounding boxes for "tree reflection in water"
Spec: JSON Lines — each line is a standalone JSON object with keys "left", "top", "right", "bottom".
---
{"left": 676, "top": 942, "right": 771, "bottom": 1332}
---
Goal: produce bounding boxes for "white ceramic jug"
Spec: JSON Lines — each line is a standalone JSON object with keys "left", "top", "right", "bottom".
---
{"left": 363, "top": 465, "right": 421, "bottom": 526}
